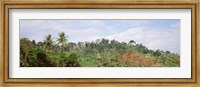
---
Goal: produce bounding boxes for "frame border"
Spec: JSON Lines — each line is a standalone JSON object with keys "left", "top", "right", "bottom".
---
{"left": 0, "top": 0, "right": 199, "bottom": 86}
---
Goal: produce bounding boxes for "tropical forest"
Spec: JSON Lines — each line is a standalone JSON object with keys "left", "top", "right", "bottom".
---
{"left": 20, "top": 32, "right": 180, "bottom": 67}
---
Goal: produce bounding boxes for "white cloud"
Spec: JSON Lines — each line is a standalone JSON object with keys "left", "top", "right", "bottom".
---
{"left": 105, "top": 28, "right": 180, "bottom": 54}
{"left": 20, "top": 20, "right": 180, "bottom": 53}
{"left": 170, "top": 22, "right": 180, "bottom": 29}
{"left": 20, "top": 20, "right": 104, "bottom": 43}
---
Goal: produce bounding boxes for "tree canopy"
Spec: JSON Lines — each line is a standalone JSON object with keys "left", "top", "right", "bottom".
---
{"left": 20, "top": 32, "right": 180, "bottom": 67}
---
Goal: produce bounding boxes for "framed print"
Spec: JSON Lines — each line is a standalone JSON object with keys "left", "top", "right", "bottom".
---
{"left": 0, "top": 0, "right": 199, "bottom": 87}
{"left": 10, "top": 9, "right": 191, "bottom": 79}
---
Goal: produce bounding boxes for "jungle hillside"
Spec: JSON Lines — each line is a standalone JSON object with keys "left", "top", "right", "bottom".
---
{"left": 20, "top": 32, "right": 180, "bottom": 67}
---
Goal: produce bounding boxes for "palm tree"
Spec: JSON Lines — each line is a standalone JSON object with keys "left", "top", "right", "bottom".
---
{"left": 43, "top": 34, "right": 54, "bottom": 50}
{"left": 57, "top": 32, "right": 68, "bottom": 52}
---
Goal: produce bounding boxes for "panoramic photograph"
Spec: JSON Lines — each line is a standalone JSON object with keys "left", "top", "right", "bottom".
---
{"left": 20, "top": 19, "right": 180, "bottom": 67}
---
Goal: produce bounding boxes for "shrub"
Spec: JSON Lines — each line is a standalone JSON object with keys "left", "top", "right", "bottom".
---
{"left": 63, "top": 53, "right": 80, "bottom": 67}
{"left": 117, "top": 51, "right": 156, "bottom": 67}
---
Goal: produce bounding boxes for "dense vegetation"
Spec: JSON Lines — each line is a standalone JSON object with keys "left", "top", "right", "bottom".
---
{"left": 20, "top": 32, "right": 180, "bottom": 67}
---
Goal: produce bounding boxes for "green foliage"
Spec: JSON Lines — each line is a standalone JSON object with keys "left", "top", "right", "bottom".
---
{"left": 58, "top": 52, "right": 80, "bottom": 67}
{"left": 80, "top": 57, "right": 101, "bottom": 67}
{"left": 153, "top": 50, "right": 162, "bottom": 56}
{"left": 43, "top": 34, "right": 54, "bottom": 50}
{"left": 28, "top": 48, "right": 39, "bottom": 67}
{"left": 20, "top": 33, "right": 180, "bottom": 67}
{"left": 20, "top": 38, "right": 32, "bottom": 66}
{"left": 156, "top": 54, "right": 180, "bottom": 67}
{"left": 57, "top": 32, "right": 68, "bottom": 46}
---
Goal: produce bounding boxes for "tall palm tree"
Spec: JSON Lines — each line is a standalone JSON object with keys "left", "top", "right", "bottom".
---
{"left": 44, "top": 34, "right": 54, "bottom": 50}
{"left": 57, "top": 32, "right": 68, "bottom": 52}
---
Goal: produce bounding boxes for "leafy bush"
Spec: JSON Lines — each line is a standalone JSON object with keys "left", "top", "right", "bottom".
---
{"left": 64, "top": 53, "right": 80, "bottom": 67}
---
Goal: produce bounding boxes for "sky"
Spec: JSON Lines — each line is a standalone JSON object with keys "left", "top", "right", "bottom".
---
{"left": 20, "top": 19, "right": 180, "bottom": 54}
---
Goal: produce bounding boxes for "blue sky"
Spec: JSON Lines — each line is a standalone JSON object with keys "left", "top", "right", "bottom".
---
{"left": 20, "top": 19, "right": 180, "bottom": 54}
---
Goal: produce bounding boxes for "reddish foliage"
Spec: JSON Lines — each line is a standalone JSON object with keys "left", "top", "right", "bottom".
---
{"left": 116, "top": 51, "right": 155, "bottom": 67}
